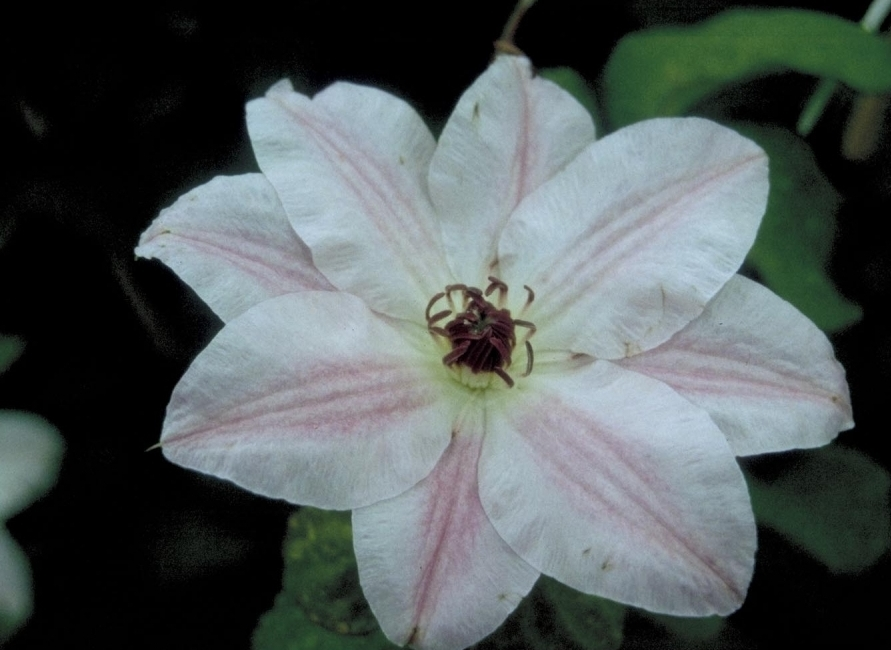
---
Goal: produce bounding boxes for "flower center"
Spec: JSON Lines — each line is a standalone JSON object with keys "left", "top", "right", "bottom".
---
{"left": 426, "top": 277, "right": 536, "bottom": 388}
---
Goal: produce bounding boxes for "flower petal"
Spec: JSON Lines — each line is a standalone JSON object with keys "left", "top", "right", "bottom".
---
{"left": 498, "top": 118, "right": 768, "bottom": 359}
{"left": 246, "top": 81, "right": 451, "bottom": 321}
{"left": 478, "top": 361, "right": 756, "bottom": 616}
{"left": 617, "top": 275, "right": 854, "bottom": 456}
{"left": 353, "top": 404, "right": 538, "bottom": 650}
{"left": 160, "top": 292, "right": 460, "bottom": 510}
{"left": 429, "top": 55, "right": 596, "bottom": 282}
{"left": 136, "top": 174, "right": 333, "bottom": 322}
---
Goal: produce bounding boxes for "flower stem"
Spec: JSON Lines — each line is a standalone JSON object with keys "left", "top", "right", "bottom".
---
{"left": 797, "top": 0, "right": 891, "bottom": 136}
{"left": 495, "top": 0, "right": 539, "bottom": 56}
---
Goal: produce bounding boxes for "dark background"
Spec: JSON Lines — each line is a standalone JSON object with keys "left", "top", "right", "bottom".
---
{"left": 2, "top": 1, "right": 888, "bottom": 648}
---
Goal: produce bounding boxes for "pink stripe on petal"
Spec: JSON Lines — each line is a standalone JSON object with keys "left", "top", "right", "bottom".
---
{"left": 430, "top": 56, "right": 596, "bottom": 283}
{"left": 136, "top": 174, "right": 333, "bottom": 322}
{"left": 619, "top": 275, "right": 854, "bottom": 456}
{"left": 247, "top": 81, "right": 451, "bottom": 321}
{"left": 160, "top": 292, "right": 457, "bottom": 510}
{"left": 498, "top": 118, "right": 767, "bottom": 360}
{"left": 354, "top": 402, "right": 538, "bottom": 650}
{"left": 479, "top": 361, "right": 756, "bottom": 616}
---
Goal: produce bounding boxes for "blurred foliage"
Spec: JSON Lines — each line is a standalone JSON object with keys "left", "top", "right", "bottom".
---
{"left": 0, "top": 336, "right": 24, "bottom": 374}
{"left": 644, "top": 612, "right": 726, "bottom": 646}
{"left": 602, "top": 8, "right": 891, "bottom": 129}
{"left": 252, "top": 509, "right": 387, "bottom": 649}
{"left": 539, "top": 67, "right": 602, "bottom": 133}
{"left": 748, "top": 445, "right": 891, "bottom": 573}
{"left": 586, "top": 7, "right": 870, "bottom": 331}
{"left": 253, "top": 508, "right": 626, "bottom": 650}
{"left": 474, "top": 577, "right": 625, "bottom": 650}
{"left": 734, "top": 124, "right": 862, "bottom": 331}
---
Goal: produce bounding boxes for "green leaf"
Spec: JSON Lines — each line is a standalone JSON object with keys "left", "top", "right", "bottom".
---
{"left": 475, "top": 577, "right": 625, "bottom": 650}
{"left": 253, "top": 600, "right": 394, "bottom": 650}
{"left": 253, "top": 508, "right": 395, "bottom": 650}
{"left": 644, "top": 613, "right": 726, "bottom": 645}
{"left": 603, "top": 8, "right": 891, "bottom": 128}
{"left": 539, "top": 578, "right": 625, "bottom": 650}
{"left": 0, "top": 335, "right": 24, "bottom": 375}
{"left": 747, "top": 445, "right": 891, "bottom": 573}
{"left": 539, "top": 67, "right": 601, "bottom": 131}
{"left": 734, "top": 124, "right": 861, "bottom": 332}
{"left": 281, "top": 508, "right": 377, "bottom": 636}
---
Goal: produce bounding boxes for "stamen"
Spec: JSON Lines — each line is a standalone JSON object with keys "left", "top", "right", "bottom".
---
{"left": 521, "top": 285, "right": 535, "bottom": 315}
{"left": 485, "top": 276, "right": 509, "bottom": 308}
{"left": 523, "top": 341, "right": 534, "bottom": 376}
{"left": 427, "top": 310, "right": 452, "bottom": 326}
{"left": 426, "top": 280, "right": 537, "bottom": 388}
{"left": 425, "top": 292, "right": 445, "bottom": 322}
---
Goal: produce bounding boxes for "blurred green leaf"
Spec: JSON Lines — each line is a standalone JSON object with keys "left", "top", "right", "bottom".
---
{"left": 284, "top": 508, "right": 376, "bottom": 635}
{"left": 253, "top": 508, "right": 395, "bottom": 650}
{"left": 253, "top": 600, "right": 394, "bottom": 650}
{"left": 476, "top": 577, "right": 625, "bottom": 650}
{"left": 644, "top": 612, "right": 726, "bottom": 645}
{"left": 735, "top": 124, "right": 861, "bottom": 332}
{"left": 0, "top": 336, "right": 24, "bottom": 374}
{"left": 747, "top": 445, "right": 891, "bottom": 573}
{"left": 539, "top": 67, "right": 601, "bottom": 132}
{"left": 603, "top": 8, "right": 891, "bottom": 128}
{"left": 539, "top": 578, "right": 625, "bottom": 650}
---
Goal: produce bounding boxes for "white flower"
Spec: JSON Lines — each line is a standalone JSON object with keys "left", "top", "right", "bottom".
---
{"left": 136, "top": 56, "right": 853, "bottom": 650}
{"left": 0, "top": 411, "right": 62, "bottom": 636}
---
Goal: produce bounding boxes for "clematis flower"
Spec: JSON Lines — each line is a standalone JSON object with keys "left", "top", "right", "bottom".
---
{"left": 137, "top": 56, "right": 853, "bottom": 649}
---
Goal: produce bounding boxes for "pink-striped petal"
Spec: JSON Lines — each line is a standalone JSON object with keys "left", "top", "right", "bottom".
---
{"left": 498, "top": 118, "right": 767, "bottom": 360}
{"left": 246, "top": 81, "right": 451, "bottom": 322}
{"left": 353, "top": 404, "right": 538, "bottom": 650}
{"left": 160, "top": 292, "right": 461, "bottom": 510}
{"left": 618, "top": 275, "right": 854, "bottom": 456}
{"left": 478, "top": 360, "right": 756, "bottom": 616}
{"left": 429, "top": 55, "right": 596, "bottom": 283}
{"left": 136, "top": 174, "right": 333, "bottom": 322}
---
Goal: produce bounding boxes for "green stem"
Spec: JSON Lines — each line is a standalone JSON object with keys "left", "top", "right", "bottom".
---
{"left": 796, "top": 0, "right": 890, "bottom": 136}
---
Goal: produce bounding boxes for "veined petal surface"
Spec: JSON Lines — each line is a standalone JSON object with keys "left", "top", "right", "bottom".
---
{"left": 429, "top": 55, "right": 596, "bottom": 282}
{"left": 136, "top": 174, "right": 333, "bottom": 323}
{"left": 160, "top": 292, "right": 460, "bottom": 510}
{"left": 353, "top": 404, "right": 538, "bottom": 650}
{"left": 498, "top": 118, "right": 768, "bottom": 359}
{"left": 478, "top": 361, "right": 756, "bottom": 616}
{"left": 618, "top": 275, "right": 854, "bottom": 456}
{"left": 247, "top": 81, "right": 451, "bottom": 321}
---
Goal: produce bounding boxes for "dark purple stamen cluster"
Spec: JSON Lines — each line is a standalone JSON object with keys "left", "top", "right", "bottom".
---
{"left": 426, "top": 277, "right": 535, "bottom": 388}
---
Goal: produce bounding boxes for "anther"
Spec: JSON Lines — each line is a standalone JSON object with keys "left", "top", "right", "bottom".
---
{"left": 426, "top": 280, "right": 537, "bottom": 388}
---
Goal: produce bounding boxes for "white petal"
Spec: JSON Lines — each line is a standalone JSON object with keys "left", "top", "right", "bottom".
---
{"left": 0, "top": 411, "right": 63, "bottom": 520}
{"left": 246, "top": 81, "right": 451, "bottom": 321}
{"left": 618, "top": 275, "right": 854, "bottom": 456}
{"left": 136, "top": 174, "right": 333, "bottom": 323}
{"left": 354, "top": 407, "right": 538, "bottom": 650}
{"left": 498, "top": 118, "right": 768, "bottom": 359}
{"left": 429, "top": 55, "right": 596, "bottom": 282}
{"left": 160, "top": 292, "right": 461, "bottom": 510}
{"left": 0, "top": 530, "right": 31, "bottom": 630}
{"left": 479, "top": 361, "right": 756, "bottom": 616}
